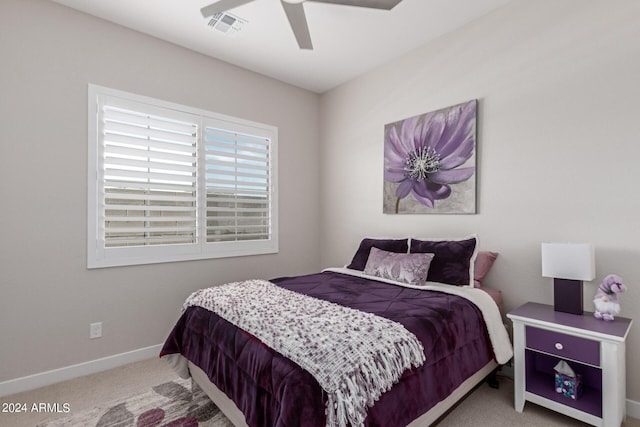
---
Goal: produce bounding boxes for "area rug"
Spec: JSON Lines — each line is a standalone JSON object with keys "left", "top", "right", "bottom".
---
{"left": 37, "top": 378, "right": 234, "bottom": 427}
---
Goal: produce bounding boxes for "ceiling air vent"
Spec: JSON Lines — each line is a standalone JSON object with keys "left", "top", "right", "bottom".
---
{"left": 207, "top": 12, "right": 247, "bottom": 36}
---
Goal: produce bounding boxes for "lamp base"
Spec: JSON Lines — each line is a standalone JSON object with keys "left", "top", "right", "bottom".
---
{"left": 554, "top": 278, "right": 583, "bottom": 315}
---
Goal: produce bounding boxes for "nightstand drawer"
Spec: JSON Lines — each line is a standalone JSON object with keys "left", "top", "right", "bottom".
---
{"left": 526, "top": 326, "right": 600, "bottom": 366}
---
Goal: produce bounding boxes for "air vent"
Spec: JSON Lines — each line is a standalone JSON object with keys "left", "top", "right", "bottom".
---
{"left": 207, "top": 12, "right": 247, "bottom": 36}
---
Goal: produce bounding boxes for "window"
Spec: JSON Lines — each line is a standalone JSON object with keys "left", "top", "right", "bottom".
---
{"left": 88, "top": 85, "right": 278, "bottom": 268}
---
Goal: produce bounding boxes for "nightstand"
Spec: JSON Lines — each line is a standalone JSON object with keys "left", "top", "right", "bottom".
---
{"left": 507, "top": 302, "right": 632, "bottom": 427}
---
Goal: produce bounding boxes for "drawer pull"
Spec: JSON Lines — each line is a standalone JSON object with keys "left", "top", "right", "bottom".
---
{"left": 555, "top": 343, "right": 564, "bottom": 350}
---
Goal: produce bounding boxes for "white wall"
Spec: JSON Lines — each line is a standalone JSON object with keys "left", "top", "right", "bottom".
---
{"left": 0, "top": 0, "right": 321, "bottom": 383}
{"left": 319, "top": 0, "right": 640, "bottom": 402}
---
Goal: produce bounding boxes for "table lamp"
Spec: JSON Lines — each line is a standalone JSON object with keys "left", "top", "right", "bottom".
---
{"left": 541, "top": 243, "right": 595, "bottom": 315}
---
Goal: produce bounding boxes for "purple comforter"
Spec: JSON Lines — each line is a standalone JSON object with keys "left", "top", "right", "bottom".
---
{"left": 161, "top": 271, "right": 493, "bottom": 427}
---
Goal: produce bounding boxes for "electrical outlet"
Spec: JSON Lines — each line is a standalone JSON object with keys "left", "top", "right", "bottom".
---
{"left": 90, "top": 322, "right": 102, "bottom": 339}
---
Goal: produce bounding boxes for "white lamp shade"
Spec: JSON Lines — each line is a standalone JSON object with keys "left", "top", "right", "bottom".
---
{"left": 541, "top": 243, "right": 595, "bottom": 281}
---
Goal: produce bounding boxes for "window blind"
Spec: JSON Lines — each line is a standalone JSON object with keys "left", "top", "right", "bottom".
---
{"left": 101, "top": 104, "right": 198, "bottom": 248}
{"left": 204, "top": 126, "right": 271, "bottom": 242}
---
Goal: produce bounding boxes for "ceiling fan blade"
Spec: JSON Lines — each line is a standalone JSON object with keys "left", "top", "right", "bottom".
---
{"left": 281, "top": 2, "right": 313, "bottom": 50}
{"left": 200, "top": 0, "right": 255, "bottom": 18}
{"left": 309, "top": 0, "right": 402, "bottom": 10}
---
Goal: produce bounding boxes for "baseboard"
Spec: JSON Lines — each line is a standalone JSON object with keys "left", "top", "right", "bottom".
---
{"left": 499, "top": 362, "right": 514, "bottom": 379}
{"left": 628, "top": 398, "right": 640, "bottom": 419}
{"left": 0, "top": 344, "right": 163, "bottom": 398}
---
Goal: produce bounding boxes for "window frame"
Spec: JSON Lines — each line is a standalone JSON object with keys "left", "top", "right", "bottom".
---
{"left": 87, "top": 84, "right": 278, "bottom": 268}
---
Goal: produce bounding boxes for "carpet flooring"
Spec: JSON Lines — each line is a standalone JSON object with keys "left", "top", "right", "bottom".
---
{"left": 2, "top": 358, "right": 639, "bottom": 427}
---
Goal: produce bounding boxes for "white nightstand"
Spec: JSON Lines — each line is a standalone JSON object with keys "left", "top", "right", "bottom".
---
{"left": 507, "top": 302, "right": 632, "bottom": 427}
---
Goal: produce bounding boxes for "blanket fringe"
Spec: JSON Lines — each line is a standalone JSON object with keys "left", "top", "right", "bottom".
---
{"left": 327, "top": 340, "right": 425, "bottom": 427}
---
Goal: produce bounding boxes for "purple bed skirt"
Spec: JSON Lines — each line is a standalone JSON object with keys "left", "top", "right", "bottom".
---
{"left": 161, "top": 271, "right": 494, "bottom": 426}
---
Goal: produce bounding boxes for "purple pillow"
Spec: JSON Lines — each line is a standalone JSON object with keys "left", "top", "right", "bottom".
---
{"left": 347, "top": 238, "right": 409, "bottom": 271}
{"left": 410, "top": 236, "right": 477, "bottom": 286}
{"left": 364, "top": 247, "right": 434, "bottom": 286}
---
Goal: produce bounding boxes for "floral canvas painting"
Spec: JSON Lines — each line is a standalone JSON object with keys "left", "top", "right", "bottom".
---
{"left": 383, "top": 100, "right": 477, "bottom": 214}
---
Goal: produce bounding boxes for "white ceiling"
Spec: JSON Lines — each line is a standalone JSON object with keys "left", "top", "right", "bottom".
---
{"left": 50, "top": 0, "right": 512, "bottom": 93}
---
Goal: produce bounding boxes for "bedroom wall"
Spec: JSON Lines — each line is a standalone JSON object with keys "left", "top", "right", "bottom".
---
{"left": 0, "top": 0, "right": 320, "bottom": 383}
{"left": 319, "top": 0, "right": 640, "bottom": 403}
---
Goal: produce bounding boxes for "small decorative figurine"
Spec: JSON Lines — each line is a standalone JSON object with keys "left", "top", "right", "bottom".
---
{"left": 593, "top": 274, "right": 626, "bottom": 321}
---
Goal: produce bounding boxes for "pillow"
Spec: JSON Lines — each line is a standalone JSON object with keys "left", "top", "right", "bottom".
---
{"left": 409, "top": 235, "right": 478, "bottom": 286}
{"left": 479, "top": 286, "right": 505, "bottom": 317}
{"left": 364, "top": 247, "right": 435, "bottom": 287}
{"left": 346, "top": 238, "right": 409, "bottom": 271}
{"left": 474, "top": 251, "right": 498, "bottom": 288}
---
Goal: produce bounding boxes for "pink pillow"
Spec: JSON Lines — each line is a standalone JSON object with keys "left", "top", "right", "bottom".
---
{"left": 473, "top": 251, "right": 498, "bottom": 288}
{"left": 479, "top": 286, "right": 505, "bottom": 317}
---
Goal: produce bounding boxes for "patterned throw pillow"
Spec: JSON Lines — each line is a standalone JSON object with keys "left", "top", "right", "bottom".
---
{"left": 364, "top": 247, "right": 435, "bottom": 287}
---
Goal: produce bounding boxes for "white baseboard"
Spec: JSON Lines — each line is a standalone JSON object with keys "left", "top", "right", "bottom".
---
{"left": 499, "top": 362, "right": 514, "bottom": 379}
{"left": 628, "top": 398, "right": 640, "bottom": 420}
{"left": 0, "top": 344, "right": 163, "bottom": 398}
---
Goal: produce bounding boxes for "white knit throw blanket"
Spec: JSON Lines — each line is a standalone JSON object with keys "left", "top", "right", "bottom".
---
{"left": 184, "top": 280, "right": 425, "bottom": 427}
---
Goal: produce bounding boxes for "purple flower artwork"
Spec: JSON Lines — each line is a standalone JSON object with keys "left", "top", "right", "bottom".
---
{"left": 384, "top": 100, "right": 477, "bottom": 214}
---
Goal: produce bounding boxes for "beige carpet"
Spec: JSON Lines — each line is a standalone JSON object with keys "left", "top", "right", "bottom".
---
{"left": 2, "top": 358, "right": 639, "bottom": 427}
{"left": 0, "top": 359, "right": 180, "bottom": 427}
{"left": 436, "top": 378, "right": 640, "bottom": 427}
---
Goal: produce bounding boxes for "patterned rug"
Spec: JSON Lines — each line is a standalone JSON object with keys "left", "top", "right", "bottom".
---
{"left": 37, "top": 378, "right": 234, "bottom": 427}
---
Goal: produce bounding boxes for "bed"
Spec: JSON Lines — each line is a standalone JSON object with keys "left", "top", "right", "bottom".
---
{"left": 161, "top": 236, "right": 513, "bottom": 427}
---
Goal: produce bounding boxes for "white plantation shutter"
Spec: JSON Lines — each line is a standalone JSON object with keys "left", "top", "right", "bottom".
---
{"left": 204, "top": 125, "right": 272, "bottom": 243}
{"left": 88, "top": 85, "right": 278, "bottom": 268}
{"left": 102, "top": 103, "right": 198, "bottom": 248}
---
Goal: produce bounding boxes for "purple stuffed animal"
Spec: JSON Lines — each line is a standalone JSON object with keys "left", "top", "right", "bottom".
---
{"left": 593, "top": 274, "right": 626, "bottom": 321}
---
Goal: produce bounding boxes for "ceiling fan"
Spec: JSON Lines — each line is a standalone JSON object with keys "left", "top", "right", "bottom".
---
{"left": 200, "top": 0, "right": 403, "bottom": 50}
